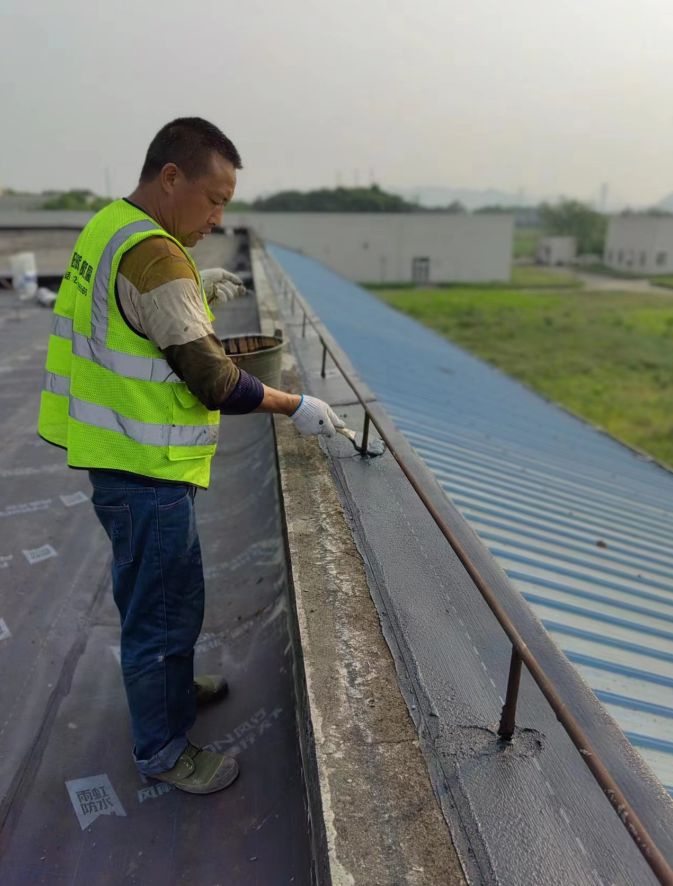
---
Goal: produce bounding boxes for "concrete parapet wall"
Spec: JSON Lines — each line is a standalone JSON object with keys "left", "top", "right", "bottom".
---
{"left": 252, "top": 246, "right": 466, "bottom": 885}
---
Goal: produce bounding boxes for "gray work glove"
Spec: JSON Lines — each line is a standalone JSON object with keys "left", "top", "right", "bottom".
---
{"left": 201, "top": 268, "right": 247, "bottom": 306}
{"left": 291, "top": 395, "right": 346, "bottom": 438}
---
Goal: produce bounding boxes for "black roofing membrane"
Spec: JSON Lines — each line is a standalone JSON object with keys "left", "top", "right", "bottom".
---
{"left": 0, "top": 288, "right": 312, "bottom": 886}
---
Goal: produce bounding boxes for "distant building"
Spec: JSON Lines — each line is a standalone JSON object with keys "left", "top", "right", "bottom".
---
{"left": 537, "top": 236, "right": 576, "bottom": 266}
{"left": 604, "top": 215, "right": 673, "bottom": 275}
{"left": 226, "top": 212, "right": 514, "bottom": 283}
{"left": 0, "top": 210, "right": 514, "bottom": 285}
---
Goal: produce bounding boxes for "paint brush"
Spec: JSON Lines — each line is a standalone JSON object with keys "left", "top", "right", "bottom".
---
{"left": 336, "top": 426, "right": 386, "bottom": 457}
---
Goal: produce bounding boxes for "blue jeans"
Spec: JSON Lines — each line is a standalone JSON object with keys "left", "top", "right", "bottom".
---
{"left": 89, "top": 471, "right": 204, "bottom": 775}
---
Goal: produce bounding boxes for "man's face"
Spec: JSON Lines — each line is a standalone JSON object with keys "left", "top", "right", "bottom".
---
{"left": 165, "top": 153, "right": 237, "bottom": 247}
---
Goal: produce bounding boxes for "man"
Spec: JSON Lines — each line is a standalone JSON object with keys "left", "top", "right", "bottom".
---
{"left": 38, "top": 117, "right": 344, "bottom": 795}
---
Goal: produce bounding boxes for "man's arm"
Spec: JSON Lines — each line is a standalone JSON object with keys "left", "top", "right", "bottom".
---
{"left": 254, "top": 387, "right": 302, "bottom": 416}
{"left": 118, "top": 239, "right": 341, "bottom": 434}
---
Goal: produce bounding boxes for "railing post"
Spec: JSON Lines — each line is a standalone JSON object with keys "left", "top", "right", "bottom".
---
{"left": 498, "top": 647, "right": 523, "bottom": 741}
{"left": 361, "top": 413, "right": 371, "bottom": 457}
{"left": 321, "top": 344, "right": 327, "bottom": 379}
{"left": 302, "top": 312, "right": 307, "bottom": 337}
{"left": 291, "top": 292, "right": 295, "bottom": 314}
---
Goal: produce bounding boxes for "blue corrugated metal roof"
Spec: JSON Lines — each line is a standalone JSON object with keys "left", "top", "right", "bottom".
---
{"left": 271, "top": 244, "right": 673, "bottom": 797}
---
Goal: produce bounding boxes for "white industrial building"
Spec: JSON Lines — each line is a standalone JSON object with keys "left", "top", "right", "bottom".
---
{"left": 537, "top": 236, "right": 576, "bottom": 266}
{"left": 224, "top": 212, "right": 514, "bottom": 283}
{"left": 604, "top": 215, "right": 673, "bottom": 275}
{"left": 0, "top": 210, "right": 514, "bottom": 285}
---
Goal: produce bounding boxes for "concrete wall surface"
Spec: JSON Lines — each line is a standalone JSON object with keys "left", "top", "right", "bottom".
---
{"left": 228, "top": 213, "right": 513, "bottom": 283}
{"left": 251, "top": 245, "right": 466, "bottom": 885}
{"left": 537, "top": 236, "right": 576, "bottom": 265}
{"left": 605, "top": 215, "right": 673, "bottom": 275}
{"left": 0, "top": 210, "right": 514, "bottom": 284}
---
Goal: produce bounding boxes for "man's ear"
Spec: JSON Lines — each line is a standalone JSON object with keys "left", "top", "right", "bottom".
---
{"left": 160, "top": 163, "right": 179, "bottom": 195}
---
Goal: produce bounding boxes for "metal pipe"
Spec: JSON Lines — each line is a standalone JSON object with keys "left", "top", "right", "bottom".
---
{"left": 302, "top": 312, "right": 307, "bottom": 338}
{"left": 361, "top": 413, "right": 371, "bottom": 457}
{"left": 498, "top": 648, "right": 523, "bottom": 741}
{"left": 268, "top": 261, "right": 673, "bottom": 884}
{"left": 321, "top": 344, "right": 327, "bottom": 379}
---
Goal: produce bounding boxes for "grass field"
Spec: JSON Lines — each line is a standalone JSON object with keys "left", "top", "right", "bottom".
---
{"left": 364, "top": 265, "right": 581, "bottom": 291}
{"left": 374, "top": 286, "right": 673, "bottom": 466}
{"left": 509, "top": 265, "right": 581, "bottom": 288}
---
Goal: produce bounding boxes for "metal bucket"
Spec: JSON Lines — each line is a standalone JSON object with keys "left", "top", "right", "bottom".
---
{"left": 222, "top": 331, "right": 284, "bottom": 390}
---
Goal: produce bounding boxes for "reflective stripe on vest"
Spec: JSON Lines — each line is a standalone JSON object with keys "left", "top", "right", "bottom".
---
{"left": 91, "top": 219, "right": 157, "bottom": 344}
{"left": 69, "top": 397, "right": 219, "bottom": 447}
{"left": 44, "top": 370, "right": 70, "bottom": 396}
{"left": 51, "top": 313, "right": 179, "bottom": 383}
{"left": 43, "top": 367, "right": 214, "bottom": 448}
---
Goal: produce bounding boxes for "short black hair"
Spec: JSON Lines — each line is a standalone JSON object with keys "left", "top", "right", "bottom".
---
{"left": 140, "top": 117, "right": 243, "bottom": 183}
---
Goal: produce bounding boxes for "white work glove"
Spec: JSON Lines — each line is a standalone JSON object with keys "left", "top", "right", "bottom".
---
{"left": 201, "top": 268, "right": 247, "bottom": 306}
{"left": 291, "top": 395, "right": 346, "bottom": 438}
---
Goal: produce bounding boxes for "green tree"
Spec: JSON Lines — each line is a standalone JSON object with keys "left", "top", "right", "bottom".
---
{"left": 42, "top": 190, "right": 113, "bottom": 211}
{"left": 538, "top": 200, "right": 607, "bottom": 254}
{"left": 252, "top": 185, "right": 423, "bottom": 213}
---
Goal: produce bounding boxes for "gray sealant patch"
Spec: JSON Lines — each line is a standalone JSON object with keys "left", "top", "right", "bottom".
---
{"left": 0, "top": 554, "right": 12, "bottom": 569}
{"left": 65, "top": 774, "right": 126, "bottom": 830}
{"left": 22, "top": 544, "right": 57, "bottom": 565}
{"left": 436, "top": 723, "right": 545, "bottom": 763}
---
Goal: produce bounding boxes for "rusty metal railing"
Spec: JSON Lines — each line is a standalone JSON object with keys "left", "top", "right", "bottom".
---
{"left": 259, "top": 249, "right": 673, "bottom": 886}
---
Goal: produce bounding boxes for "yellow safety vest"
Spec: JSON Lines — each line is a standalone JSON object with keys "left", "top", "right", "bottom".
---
{"left": 38, "top": 199, "right": 220, "bottom": 487}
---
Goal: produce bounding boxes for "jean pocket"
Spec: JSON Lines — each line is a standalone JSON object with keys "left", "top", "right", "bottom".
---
{"left": 93, "top": 504, "right": 133, "bottom": 566}
{"left": 157, "top": 486, "right": 190, "bottom": 511}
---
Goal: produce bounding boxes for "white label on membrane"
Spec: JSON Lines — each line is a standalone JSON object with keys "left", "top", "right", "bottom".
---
{"left": 65, "top": 774, "right": 126, "bottom": 830}
{"left": 60, "top": 491, "right": 89, "bottom": 507}
{"left": 22, "top": 544, "right": 57, "bottom": 565}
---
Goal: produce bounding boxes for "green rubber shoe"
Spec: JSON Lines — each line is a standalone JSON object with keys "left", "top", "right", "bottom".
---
{"left": 194, "top": 675, "right": 229, "bottom": 706}
{"left": 152, "top": 742, "right": 239, "bottom": 794}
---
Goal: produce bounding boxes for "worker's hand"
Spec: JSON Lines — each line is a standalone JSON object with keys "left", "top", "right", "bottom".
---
{"left": 201, "top": 268, "right": 247, "bottom": 306}
{"left": 290, "top": 395, "right": 346, "bottom": 438}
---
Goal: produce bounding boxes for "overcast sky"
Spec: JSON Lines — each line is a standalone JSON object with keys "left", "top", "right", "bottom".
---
{"left": 2, "top": 0, "right": 672, "bottom": 206}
